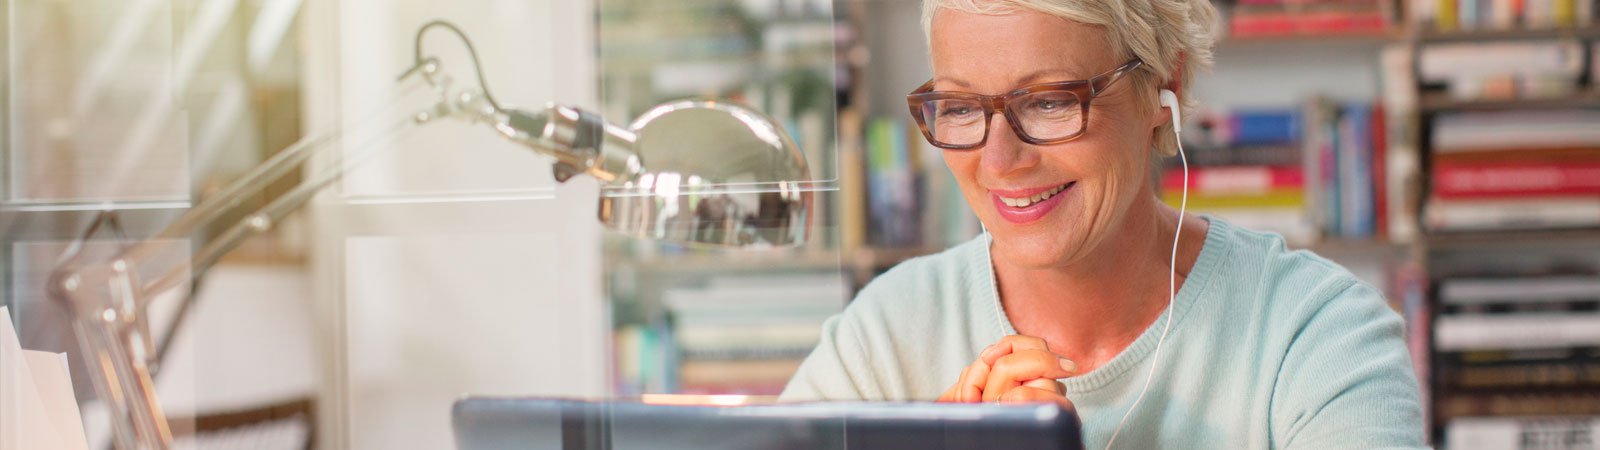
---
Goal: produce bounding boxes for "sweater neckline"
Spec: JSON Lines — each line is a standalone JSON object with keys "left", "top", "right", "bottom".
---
{"left": 970, "top": 215, "right": 1234, "bottom": 393}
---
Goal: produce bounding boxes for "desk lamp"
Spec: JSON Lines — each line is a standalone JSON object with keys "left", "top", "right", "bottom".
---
{"left": 46, "top": 20, "right": 813, "bottom": 450}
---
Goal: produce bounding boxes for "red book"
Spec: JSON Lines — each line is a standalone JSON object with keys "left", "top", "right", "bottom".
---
{"left": 1231, "top": 10, "right": 1388, "bottom": 37}
{"left": 1371, "top": 105, "right": 1388, "bottom": 238}
{"left": 1162, "top": 165, "right": 1305, "bottom": 195}
{"left": 1432, "top": 162, "right": 1600, "bottom": 198}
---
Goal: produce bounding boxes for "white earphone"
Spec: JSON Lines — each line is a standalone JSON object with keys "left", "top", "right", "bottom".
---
{"left": 1160, "top": 88, "right": 1182, "bottom": 131}
{"left": 1104, "top": 89, "right": 1186, "bottom": 449}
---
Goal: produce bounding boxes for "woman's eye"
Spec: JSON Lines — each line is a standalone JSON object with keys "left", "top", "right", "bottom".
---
{"left": 1032, "top": 100, "right": 1061, "bottom": 111}
{"left": 941, "top": 106, "right": 973, "bottom": 117}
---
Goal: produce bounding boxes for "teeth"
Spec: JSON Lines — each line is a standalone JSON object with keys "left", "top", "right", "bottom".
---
{"left": 999, "top": 184, "right": 1068, "bottom": 208}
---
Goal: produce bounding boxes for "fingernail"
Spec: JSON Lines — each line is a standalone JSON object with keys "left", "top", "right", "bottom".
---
{"left": 979, "top": 344, "right": 997, "bottom": 359}
{"left": 1059, "top": 358, "right": 1078, "bottom": 373}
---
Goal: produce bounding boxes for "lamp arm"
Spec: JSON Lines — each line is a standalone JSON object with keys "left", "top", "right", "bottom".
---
{"left": 47, "top": 19, "right": 646, "bottom": 449}
{"left": 47, "top": 76, "right": 432, "bottom": 450}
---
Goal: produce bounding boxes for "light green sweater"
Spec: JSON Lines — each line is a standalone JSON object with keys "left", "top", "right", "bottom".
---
{"left": 781, "top": 218, "right": 1427, "bottom": 449}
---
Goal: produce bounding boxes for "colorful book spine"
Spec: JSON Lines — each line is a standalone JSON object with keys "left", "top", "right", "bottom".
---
{"left": 1161, "top": 166, "right": 1305, "bottom": 194}
{"left": 1433, "top": 162, "right": 1600, "bottom": 199}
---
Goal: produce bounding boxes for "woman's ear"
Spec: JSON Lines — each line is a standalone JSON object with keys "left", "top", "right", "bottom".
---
{"left": 1153, "top": 51, "right": 1188, "bottom": 129}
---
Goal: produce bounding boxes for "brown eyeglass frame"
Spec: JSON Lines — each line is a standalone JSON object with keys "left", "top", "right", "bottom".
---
{"left": 907, "top": 58, "right": 1144, "bottom": 150}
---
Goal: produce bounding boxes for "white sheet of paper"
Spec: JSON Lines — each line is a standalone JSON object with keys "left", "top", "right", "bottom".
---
{"left": 1, "top": 306, "right": 84, "bottom": 450}
{"left": 24, "top": 351, "right": 89, "bottom": 450}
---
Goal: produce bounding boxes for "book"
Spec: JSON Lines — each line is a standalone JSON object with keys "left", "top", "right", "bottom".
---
{"left": 1432, "top": 147, "right": 1600, "bottom": 164}
{"left": 1183, "top": 145, "right": 1302, "bottom": 167}
{"left": 1371, "top": 104, "right": 1389, "bottom": 239}
{"left": 1303, "top": 99, "right": 1340, "bottom": 238}
{"left": 1161, "top": 166, "right": 1305, "bottom": 195}
{"left": 1440, "top": 276, "right": 1600, "bottom": 305}
{"left": 1433, "top": 110, "right": 1600, "bottom": 153}
{"left": 1230, "top": 9, "right": 1389, "bottom": 36}
{"left": 1439, "top": 392, "right": 1600, "bottom": 422}
{"left": 1339, "top": 103, "right": 1377, "bottom": 238}
{"left": 1433, "top": 162, "right": 1600, "bottom": 199}
{"left": 1425, "top": 197, "right": 1600, "bottom": 231}
{"left": 1195, "top": 109, "right": 1301, "bottom": 148}
{"left": 1434, "top": 312, "right": 1600, "bottom": 351}
{"left": 1418, "top": 40, "right": 1585, "bottom": 87}
{"left": 1447, "top": 416, "right": 1599, "bottom": 450}
{"left": 1162, "top": 189, "right": 1306, "bottom": 209}
{"left": 1440, "top": 360, "right": 1600, "bottom": 389}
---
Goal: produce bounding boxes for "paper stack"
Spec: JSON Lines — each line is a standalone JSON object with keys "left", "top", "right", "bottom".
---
{"left": 1, "top": 306, "right": 89, "bottom": 450}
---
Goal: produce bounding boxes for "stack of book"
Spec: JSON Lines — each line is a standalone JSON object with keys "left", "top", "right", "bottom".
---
{"left": 1165, "top": 108, "right": 1315, "bottom": 243}
{"left": 1431, "top": 275, "right": 1600, "bottom": 446}
{"left": 1418, "top": 39, "right": 1587, "bottom": 101}
{"left": 1410, "top": 0, "right": 1598, "bottom": 31}
{"left": 1227, "top": 0, "right": 1391, "bottom": 38}
{"left": 1171, "top": 108, "right": 1318, "bottom": 241}
{"left": 1424, "top": 108, "right": 1600, "bottom": 232}
{"left": 648, "top": 273, "right": 845, "bottom": 395}
{"left": 1303, "top": 100, "right": 1390, "bottom": 241}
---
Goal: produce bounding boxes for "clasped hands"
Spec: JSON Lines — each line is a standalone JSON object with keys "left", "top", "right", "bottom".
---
{"left": 937, "top": 335, "right": 1078, "bottom": 411}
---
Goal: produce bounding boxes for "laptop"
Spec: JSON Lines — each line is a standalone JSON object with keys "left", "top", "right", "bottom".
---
{"left": 452, "top": 397, "right": 1082, "bottom": 450}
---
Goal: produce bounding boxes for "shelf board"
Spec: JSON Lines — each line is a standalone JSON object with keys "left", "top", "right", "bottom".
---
{"left": 1419, "top": 91, "right": 1600, "bottom": 113}
{"left": 1416, "top": 26, "right": 1600, "bottom": 43}
{"left": 1424, "top": 228, "right": 1600, "bottom": 248}
{"left": 0, "top": 198, "right": 192, "bottom": 212}
{"left": 1219, "top": 32, "right": 1398, "bottom": 47}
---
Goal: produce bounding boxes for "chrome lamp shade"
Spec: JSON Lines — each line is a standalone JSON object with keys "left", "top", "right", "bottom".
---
{"left": 600, "top": 100, "right": 812, "bottom": 247}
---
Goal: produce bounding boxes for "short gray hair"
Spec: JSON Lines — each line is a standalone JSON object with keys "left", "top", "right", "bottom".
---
{"left": 922, "top": 0, "right": 1219, "bottom": 156}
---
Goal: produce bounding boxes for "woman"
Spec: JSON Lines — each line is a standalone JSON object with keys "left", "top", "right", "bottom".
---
{"left": 781, "top": 0, "right": 1427, "bottom": 448}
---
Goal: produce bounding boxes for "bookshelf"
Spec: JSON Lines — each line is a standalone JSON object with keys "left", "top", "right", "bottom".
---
{"left": 1403, "top": 0, "right": 1600, "bottom": 442}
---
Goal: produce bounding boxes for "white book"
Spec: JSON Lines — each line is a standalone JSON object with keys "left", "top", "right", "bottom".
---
{"left": 1419, "top": 40, "right": 1584, "bottom": 82}
{"left": 1440, "top": 276, "right": 1600, "bottom": 305}
{"left": 1433, "top": 109, "right": 1600, "bottom": 152}
{"left": 1447, "top": 416, "right": 1597, "bottom": 450}
{"left": 1426, "top": 197, "right": 1600, "bottom": 231}
{"left": 1435, "top": 312, "right": 1600, "bottom": 350}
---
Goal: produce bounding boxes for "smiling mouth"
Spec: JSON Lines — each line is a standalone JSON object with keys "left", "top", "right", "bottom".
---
{"left": 997, "top": 182, "right": 1074, "bottom": 208}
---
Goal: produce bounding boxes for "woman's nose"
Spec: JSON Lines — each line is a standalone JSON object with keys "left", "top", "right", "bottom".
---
{"left": 980, "top": 113, "right": 1040, "bottom": 177}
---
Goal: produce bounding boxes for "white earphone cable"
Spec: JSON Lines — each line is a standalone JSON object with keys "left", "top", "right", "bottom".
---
{"left": 1103, "top": 108, "right": 1186, "bottom": 450}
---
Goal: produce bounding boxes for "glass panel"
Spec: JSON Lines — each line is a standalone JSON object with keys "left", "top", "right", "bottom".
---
{"left": 597, "top": 0, "right": 848, "bottom": 401}
{"left": 5, "top": 0, "right": 189, "bottom": 206}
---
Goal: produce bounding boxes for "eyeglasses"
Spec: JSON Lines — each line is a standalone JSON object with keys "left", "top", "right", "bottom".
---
{"left": 907, "top": 59, "right": 1144, "bottom": 150}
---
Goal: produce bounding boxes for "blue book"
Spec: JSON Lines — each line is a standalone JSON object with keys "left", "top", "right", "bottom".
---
{"left": 1229, "top": 110, "right": 1300, "bottom": 147}
{"left": 1338, "top": 103, "right": 1375, "bottom": 238}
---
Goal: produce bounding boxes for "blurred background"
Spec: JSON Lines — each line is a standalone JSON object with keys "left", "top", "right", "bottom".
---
{"left": 2, "top": 0, "right": 1598, "bottom": 448}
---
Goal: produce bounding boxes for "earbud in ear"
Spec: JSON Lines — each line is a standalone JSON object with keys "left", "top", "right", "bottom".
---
{"left": 1159, "top": 89, "right": 1181, "bottom": 133}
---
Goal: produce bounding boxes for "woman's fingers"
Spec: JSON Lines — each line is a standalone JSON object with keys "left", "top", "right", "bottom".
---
{"left": 955, "top": 359, "right": 991, "bottom": 403}
{"left": 983, "top": 349, "right": 1078, "bottom": 403}
{"left": 978, "top": 335, "right": 1054, "bottom": 366}
{"left": 998, "top": 385, "right": 1076, "bottom": 412}
{"left": 1022, "top": 377, "right": 1065, "bottom": 395}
